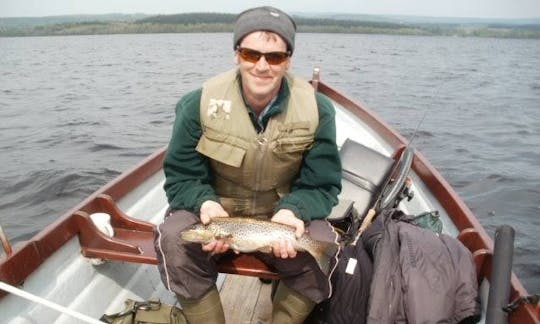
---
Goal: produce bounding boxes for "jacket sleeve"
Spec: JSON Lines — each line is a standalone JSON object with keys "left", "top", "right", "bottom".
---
{"left": 276, "top": 92, "right": 342, "bottom": 221}
{"left": 163, "top": 89, "right": 219, "bottom": 214}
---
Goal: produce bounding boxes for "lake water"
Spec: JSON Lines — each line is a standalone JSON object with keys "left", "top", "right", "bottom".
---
{"left": 0, "top": 33, "right": 539, "bottom": 293}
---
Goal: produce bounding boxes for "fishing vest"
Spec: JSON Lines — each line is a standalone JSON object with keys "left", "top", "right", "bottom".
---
{"left": 196, "top": 69, "right": 319, "bottom": 216}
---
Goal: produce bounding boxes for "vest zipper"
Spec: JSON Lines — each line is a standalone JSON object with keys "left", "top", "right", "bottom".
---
{"left": 253, "top": 134, "right": 269, "bottom": 215}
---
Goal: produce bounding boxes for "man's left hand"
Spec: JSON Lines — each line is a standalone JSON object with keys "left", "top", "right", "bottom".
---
{"left": 270, "top": 209, "right": 305, "bottom": 259}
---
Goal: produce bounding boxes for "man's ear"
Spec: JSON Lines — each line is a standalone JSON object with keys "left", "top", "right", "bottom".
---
{"left": 234, "top": 52, "right": 239, "bottom": 65}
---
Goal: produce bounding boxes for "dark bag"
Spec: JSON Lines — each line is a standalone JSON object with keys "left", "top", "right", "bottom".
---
{"left": 100, "top": 299, "right": 187, "bottom": 324}
{"left": 305, "top": 238, "right": 373, "bottom": 324}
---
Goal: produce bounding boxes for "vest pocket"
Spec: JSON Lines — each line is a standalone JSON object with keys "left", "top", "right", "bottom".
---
{"left": 271, "top": 135, "right": 314, "bottom": 184}
{"left": 196, "top": 135, "right": 246, "bottom": 168}
{"left": 273, "top": 135, "right": 314, "bottom": 153}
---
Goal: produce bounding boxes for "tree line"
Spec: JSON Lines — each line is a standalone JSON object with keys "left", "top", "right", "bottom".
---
{"left": 1, "top": 12, "right": 539, "bottom": 38}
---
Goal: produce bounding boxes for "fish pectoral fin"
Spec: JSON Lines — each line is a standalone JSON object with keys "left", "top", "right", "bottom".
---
{"left": 230, "top": 238, "right": 265, "bottom": 253}
{"left": 257, "top": 246, "right": 273, "bottom": 253}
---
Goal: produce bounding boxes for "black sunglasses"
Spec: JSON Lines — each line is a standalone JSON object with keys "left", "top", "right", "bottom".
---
{"left": 236, "top": 47, "right": 290, "bottom": 65}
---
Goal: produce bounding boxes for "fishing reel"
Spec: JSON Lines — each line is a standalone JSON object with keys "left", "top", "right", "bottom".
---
{"left": 380, "top": 146, "right": 415, "bottom": 211}
{"left": 389, "top": 176, "right": 415, "bottom": 209}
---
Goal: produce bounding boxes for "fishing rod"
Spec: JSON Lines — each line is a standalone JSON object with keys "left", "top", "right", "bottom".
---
{"left": 351, "top": 145, "right": 414, "bottom": 245}
{"left": 351, "top": 112, "right": 426, "bottom": 245}
{"left": 0, "top": 280, "right": 104, "bottom": 324}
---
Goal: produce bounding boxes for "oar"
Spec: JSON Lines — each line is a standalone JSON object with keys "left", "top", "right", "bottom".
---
{"left": 0, "top": 280, "right": 104, "bottom": 324}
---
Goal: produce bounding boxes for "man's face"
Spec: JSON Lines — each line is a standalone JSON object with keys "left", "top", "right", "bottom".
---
{"left": 235, "top": 31, "right": 290, "bottom": 106}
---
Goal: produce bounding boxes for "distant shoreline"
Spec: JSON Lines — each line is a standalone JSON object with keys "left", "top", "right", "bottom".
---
{"left": 1, "top": 13, "right": 539, "bottom": 38}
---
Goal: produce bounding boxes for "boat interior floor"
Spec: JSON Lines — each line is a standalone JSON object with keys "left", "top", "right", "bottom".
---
{"left": 220, "top": 274, "right": 273, "bottom": 324}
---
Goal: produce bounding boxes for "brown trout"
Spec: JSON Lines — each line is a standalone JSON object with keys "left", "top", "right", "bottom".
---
{"left": 180, "top": 217, "right": 339, "bottom": 274}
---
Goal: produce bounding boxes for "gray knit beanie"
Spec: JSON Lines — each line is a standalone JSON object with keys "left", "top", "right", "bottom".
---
{"left": 233, "top": 6, "right": 297, "bottom": 54}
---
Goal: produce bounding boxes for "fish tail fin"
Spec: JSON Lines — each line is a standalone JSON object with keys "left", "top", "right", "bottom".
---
{"left": 307, "top": 241, "right": 339, "bottom": 275}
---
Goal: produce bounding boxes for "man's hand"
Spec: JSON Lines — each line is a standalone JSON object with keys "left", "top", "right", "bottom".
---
{"left": 270, "top": 209, "right": 305, "bottom": 259}
{"left": 200, "top": 200, "right": 229, "bottom": 224}
{"left": 199, "top": 200, "right": 230, "bottom": 254}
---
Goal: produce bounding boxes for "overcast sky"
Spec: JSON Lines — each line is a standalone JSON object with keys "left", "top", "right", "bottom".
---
{"left": 1, "top": 0, "right": 539, "bottom": 19}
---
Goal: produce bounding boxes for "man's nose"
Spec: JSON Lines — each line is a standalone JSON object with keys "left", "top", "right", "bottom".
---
{"left": 255, "top": 55, "right": 270, "bottom": 70}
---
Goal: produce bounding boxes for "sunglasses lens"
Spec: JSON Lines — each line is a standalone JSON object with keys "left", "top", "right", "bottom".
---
{"left": 239, "top": 48, "right": 261, "bottom": 63}
{"left": 238, "top": 48, "right": 289, "bottom": 65}
{"left": 265, "top": 53, "right": 289, "bottom": 65}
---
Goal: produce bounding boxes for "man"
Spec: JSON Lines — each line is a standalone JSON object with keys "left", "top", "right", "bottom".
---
{"left": 154, "top": 6, "right": 342, "bottom": 323}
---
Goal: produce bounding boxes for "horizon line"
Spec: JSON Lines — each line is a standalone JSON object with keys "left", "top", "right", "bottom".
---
{"left": 1, "top": 11, "right": 540, "bottom": 21}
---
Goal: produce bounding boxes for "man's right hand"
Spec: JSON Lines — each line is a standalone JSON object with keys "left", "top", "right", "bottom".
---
{"left": 199, "top": 200, "right": 230, "bottom": 254}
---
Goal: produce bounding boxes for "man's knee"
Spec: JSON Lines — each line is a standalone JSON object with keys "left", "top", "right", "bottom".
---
{"left": 155, "top": 210, "right": 199, "bottom": 244}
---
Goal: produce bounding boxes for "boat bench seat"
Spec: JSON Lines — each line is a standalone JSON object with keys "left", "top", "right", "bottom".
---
{"left": 333, "top": 138, "right": 395, "bottom": 220}
{"left": 76, "top": 194, "right": 281, "bottom": 280}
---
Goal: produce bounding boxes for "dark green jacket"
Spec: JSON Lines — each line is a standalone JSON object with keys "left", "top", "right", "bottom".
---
{"left": 163, "top": 79, "right": 341, "bottom": 222}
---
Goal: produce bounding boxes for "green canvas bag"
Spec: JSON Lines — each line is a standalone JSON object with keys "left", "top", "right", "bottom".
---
{"left": 100, "top": 299, "right": 187, "bottom": 324}
{"left": 411, "top": 210, "right": 443, "bottom": 234}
